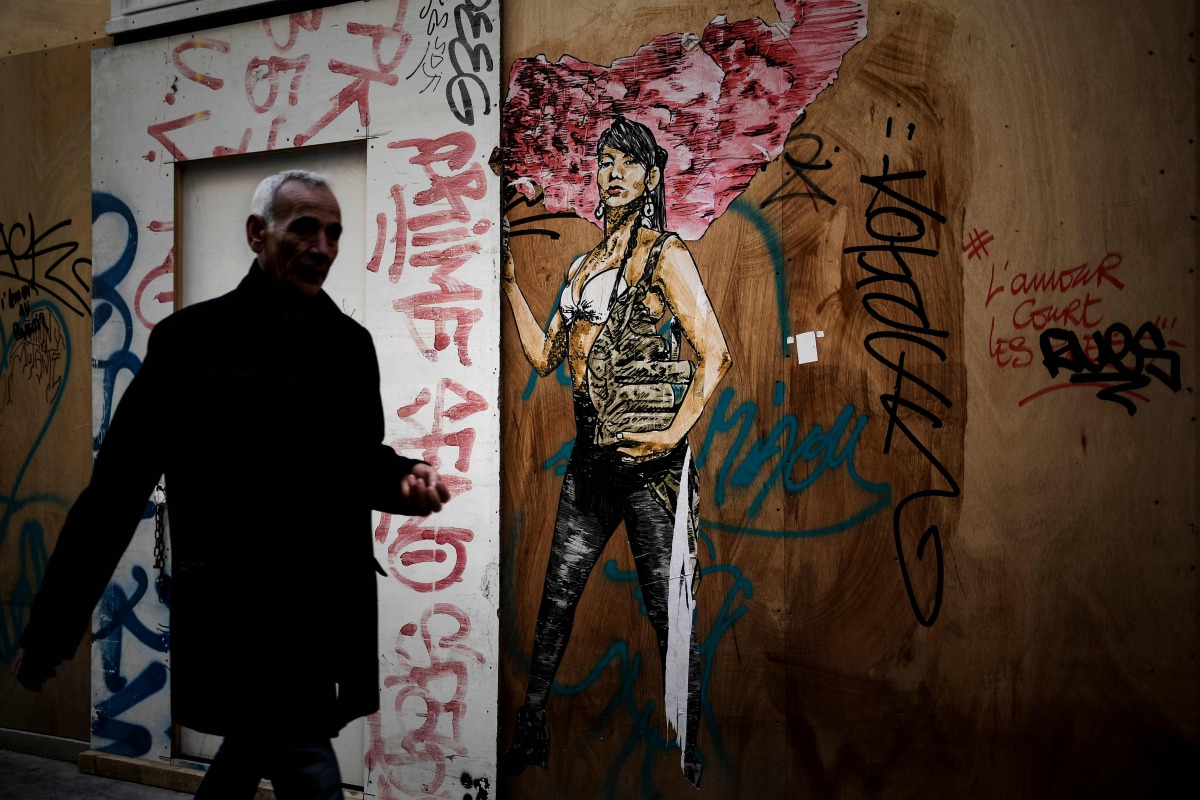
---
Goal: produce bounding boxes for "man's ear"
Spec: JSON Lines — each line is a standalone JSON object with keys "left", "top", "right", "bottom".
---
{"left": 246, "top": 214, "right": 267, "bottom": 254}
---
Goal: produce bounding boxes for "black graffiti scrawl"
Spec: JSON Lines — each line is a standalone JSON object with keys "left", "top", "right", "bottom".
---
{"left": 1039, "top": 321, "right": 1182, "bottom": 415}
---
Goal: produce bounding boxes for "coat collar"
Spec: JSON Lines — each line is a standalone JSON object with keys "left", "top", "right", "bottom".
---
{"left": 235, "top": 262, "right": 339, "bottom": 319}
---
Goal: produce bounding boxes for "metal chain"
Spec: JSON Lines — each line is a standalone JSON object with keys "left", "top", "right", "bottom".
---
{"left": 151, "top": 483, "right": 168, "bottom": 603}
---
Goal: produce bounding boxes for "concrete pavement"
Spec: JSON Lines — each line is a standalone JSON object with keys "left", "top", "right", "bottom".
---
{"left": 0, "top": 748, "right": 192, "bottom": 800}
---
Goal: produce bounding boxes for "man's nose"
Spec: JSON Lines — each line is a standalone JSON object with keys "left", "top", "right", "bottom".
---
{"left": 311, "top": 231, "right": 333, "bottom": 258}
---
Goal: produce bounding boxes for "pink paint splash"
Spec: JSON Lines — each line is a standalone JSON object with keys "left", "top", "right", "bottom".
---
{"left": 503, "top": 0, "right": 867, "bottom": 240}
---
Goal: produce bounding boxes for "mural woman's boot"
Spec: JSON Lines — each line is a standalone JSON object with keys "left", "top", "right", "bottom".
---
{"left": 682, "top": 738, "right": 703, "bottom": 789}
{"left": 500, "top": 705, "right": 550, "bottom": 775}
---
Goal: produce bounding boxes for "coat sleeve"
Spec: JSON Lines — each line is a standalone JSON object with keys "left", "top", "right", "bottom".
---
{"left": 355, "top": 327, "right": 427, "bottom": 514}
{"left": 18, "top": 321, "right": 172, "bottom": 663}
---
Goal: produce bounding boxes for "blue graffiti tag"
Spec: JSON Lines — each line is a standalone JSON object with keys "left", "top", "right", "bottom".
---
{"left": 92, "top": 661, "right": 168, "bottom": 757}
{"left": 90, "top": 192, "right": 142, "bottom": 453}
{"left": 0, "top": 300, "right": 73, "bottom": 662}
{"left": 695, "top": 382, "right": 891, "bottom": 537}
{"left": 728, "top": 197, "right": 790, "bottom": 357}
{"left": 87, "top": 192, "right": 171, "bottom": 757}
{"left": 91, "top": 565, "right": 170, "bottom": 757}
{"left": 533, "top": 383, "right": 890, "bottom": 539}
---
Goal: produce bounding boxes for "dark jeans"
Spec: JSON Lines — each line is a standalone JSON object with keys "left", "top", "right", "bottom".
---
{"left": 522, "top": 391, "right": 702, "bottom": 765}
{"left": 194, "top": 733, "right": 343, "bottom": 800}
{"left": 525, "top": 469, "right": 702, "bottom": 762}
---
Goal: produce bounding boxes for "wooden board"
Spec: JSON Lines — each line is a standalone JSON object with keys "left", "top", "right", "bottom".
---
{"left": 0, "top": 41, "right": 97, "bottom": 742}
{"left": 0, "top": 0, "right": 109, "bottom": 58}
{"left": 498, "top": 0, "right": 1197, "bottom": 797}
{"left": 0, "top": 1, "right": 1194, "bottom": 797}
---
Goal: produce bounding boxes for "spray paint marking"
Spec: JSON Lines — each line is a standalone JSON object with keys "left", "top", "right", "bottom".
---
{"left": 91, "top": 565, "right": 170, "bottom": 757}
{"left": 0, "top": 293, "right": 73, "bottom": 661}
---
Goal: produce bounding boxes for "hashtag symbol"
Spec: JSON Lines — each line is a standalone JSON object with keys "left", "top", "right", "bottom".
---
{"left": 962, "top": 228, "right": 994, "bottom": 260}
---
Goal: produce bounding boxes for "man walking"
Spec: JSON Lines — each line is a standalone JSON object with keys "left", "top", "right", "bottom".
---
{"left": 13, "top": 170, "right": 450, "bottom": 799}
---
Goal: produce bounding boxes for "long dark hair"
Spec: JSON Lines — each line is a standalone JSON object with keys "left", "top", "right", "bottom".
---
{"left": 597, "top": 116, "right": 667, "bottom": 232}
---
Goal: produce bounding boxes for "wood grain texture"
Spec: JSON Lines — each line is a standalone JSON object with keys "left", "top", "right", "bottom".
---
{"left": 0, "top": 42, "right": 96, "bottom": 741}
{"left": 0, "top": 0, "right": 110, "bottom": 58}
{"left": 500, "top": 0, "right": 1197, "bottom": 797}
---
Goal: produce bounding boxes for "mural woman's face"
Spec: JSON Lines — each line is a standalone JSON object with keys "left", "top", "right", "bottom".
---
{"left": 598, "top": 145, "right": 658, "bottom": 212}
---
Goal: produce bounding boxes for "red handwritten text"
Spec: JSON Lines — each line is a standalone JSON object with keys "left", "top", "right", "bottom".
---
{"left": 367, "top": 603, "right": 485, "bottom": 800}
{"left": 387, "top": 132, "right": 488, "bottom": 365}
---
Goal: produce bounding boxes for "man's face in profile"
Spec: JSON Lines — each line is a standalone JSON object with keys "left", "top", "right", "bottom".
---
{"left": 247, "top": 179, "right": 343, "bottom": 296}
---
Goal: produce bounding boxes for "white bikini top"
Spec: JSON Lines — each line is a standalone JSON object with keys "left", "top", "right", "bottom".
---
{"left": 559, "top": 255, "right": 628, "bottom": 325}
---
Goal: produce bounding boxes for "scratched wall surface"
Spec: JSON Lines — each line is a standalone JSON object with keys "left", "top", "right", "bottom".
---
{"left": 0, "top": 42, "right": 96, "bottom": 742}
{"left": 85, "top": 0, "right": 501, "bottom": 790}
{"left": 499, "top": 1, "right": 1196, "bottom": 798}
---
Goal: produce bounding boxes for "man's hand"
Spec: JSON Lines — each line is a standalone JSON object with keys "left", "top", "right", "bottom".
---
{"left": 10, "top": 647, "right": 59, "bottom": 692}
{"left": 400, "top": 463, "right": 451, "bottom": 515}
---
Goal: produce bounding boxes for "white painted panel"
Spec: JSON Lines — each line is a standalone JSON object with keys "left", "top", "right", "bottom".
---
{"left": 178, "top": 144, "right": 368, "bottom": 320}
{"left": 90, "top": 35, "right": 176, "bottom": 765}
{"left": 92, "top": 2, "right": 501, "bottom": 793}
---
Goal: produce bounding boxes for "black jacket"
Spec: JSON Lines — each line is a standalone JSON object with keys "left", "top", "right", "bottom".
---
{"left": 21, "top": 265, "right": 421, "bottom": 736}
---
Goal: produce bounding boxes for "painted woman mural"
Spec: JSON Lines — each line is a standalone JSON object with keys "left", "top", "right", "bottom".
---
{"left": 499, "top": 0, "right": 868, "bottom": 788}
{"left": 500, "top": 116, "right": 730, "bottom": 786}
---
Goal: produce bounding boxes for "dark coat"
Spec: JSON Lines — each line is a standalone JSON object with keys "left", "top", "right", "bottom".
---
{"left": 21, "top": 265, "right": 421, "bottom": 736}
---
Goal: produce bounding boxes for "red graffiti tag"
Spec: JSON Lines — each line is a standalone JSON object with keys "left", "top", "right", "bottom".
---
{"left": 172, "top": 39, "right": 231, "bottom": 90}
{"left": 134, "top": 249, "right": 174, "bottom": 330}
{"left": 367, "top": 603, "right": 484, "bottom": 800}
{"left": 392, "top": 377, "right": 488, "bottom": 477}
{"left": 262, "top": 9, "right": 323, "bottom": 52}
{"left": 387, "top": 132, "right": 489, "bottom": 365}
{"left": 976, "top": 238, "right": 1132, "bottom": 373}
{"left": 147, "top": 111, "right": 211, "bottom": 161}
{"left": 293, "top": 4, "right": 413, "bottom": 146}
{"left": 392, "top": 287, "right": 483, "bottom": 366}
{"left": 390, "top": 132, "right": 487, "bottom": 228}
{"left": 373, "top": 517, "right": 474, "bottom": 592}
{"left": 366, "top": 185, "right": 408, "bottom": 280}
{"left": 267, "top": 115, "right": 286, "bottom": 150}
{"left": 245, "top": 55, "right": 310, "bottom": 113}
{"left": 212, "top": 128, "right": 253, "bottom": 157}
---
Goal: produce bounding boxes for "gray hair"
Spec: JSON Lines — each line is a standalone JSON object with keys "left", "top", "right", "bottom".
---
{"left": 250, "top": 169, "right": 333, "bottom": 226}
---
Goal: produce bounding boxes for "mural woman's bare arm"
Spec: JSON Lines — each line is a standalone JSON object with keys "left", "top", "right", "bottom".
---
{"left": 616, "top": 238, "right": 732, "bottom": 459}
{"left": 501, "top": 246, "right": 568, "bottom": 376}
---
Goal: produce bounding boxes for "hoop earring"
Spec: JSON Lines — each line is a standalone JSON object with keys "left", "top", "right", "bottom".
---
{"left": 641, "top": 197, "right": 655, "bottom": 227}
{"left": 595, "top": 203, "right": 604, "bottom": 220}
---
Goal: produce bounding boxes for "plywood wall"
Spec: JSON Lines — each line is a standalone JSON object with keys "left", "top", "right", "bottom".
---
{"left": 0, "top": 1, "right": 1194, "bottom": 797}
{"left": 0, "top": 41, "right": 98, "bottom": 741}
{"left": 0, "top": 0, "right": 109, "bottom": 58}
{"left": 499, "top": 0, "right": 1197, "bottom": 798}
